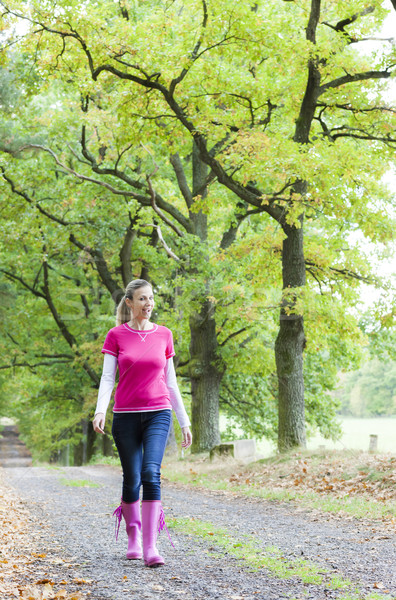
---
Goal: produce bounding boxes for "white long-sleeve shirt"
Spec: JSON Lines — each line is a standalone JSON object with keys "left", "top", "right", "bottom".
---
{"left": 95, "top": 354, "right": 191, "bottom": 429}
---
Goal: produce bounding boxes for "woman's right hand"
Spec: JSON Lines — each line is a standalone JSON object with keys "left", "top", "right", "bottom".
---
{"left": 93, "top": 412, "right": 105, "bottom": 434}
{"left": 181, "top": 426, "right": 192, "bottom": 449}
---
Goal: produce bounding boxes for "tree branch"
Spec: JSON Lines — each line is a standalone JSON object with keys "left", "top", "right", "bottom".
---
{"left": 140, "top": 224, "right": 180, "bottom": 262}
{"left": 219, "top": 327, "right": 248, "bottom": 347}
{"left": 165, "top": 98, "right": 283, "bottom": 219}
{"left": 221, "top": 384, "right": 263, "bottom": 410}
{"left": 169, "top": 153, "right": 193, "bottom": 209}
{"left": 322, "top": 6, "right": 375, "bottom": 44}
{"left": 316, "top": 102, "right": 396, "bottom": 115}
{"left": 17, "top": 144, "right": 146, "bottom": 200}
{"left": 119, "top": 218, "right": 136, "bottom": 286}
{"left": 13, "top": 138, "right": 194, "bottom": 232}
{"left": 220, "top": 202, "right": 254, "bottom": 250}
{"left": 169, "top": 0, "right": 208, "bottom": 94}
{"left": 327, "top": 130, "right": 396, "bottom": 144}
{"left": 219, "top": 394, "right": 247, "bottom": 420}
{"left": 118, "top": 0, "right": 129, "bottom": 20}
{"left": 69, "top": 234, "right": 121, "bottom": 296}
{"left": 41, "top": 261, "right": 100, "bottom": 385}
{"left": 143, "top": 150, "right": 185, "bottom": 237}
{"left": 319, "top": 70, "right": 392, "bottom": 94}
{"left": 0, "top": 167, "right": 85, "bottom": 226}
{"left": 0, "top": 359, "right": 73, "bottom": 371}
{"left": 305, "top": 260, "right": 375, "bottom": 284}
{"left": 0, "top": 269, "right": 46, "bottom": 298}
{"left": 79, "top": 127, "right": 194, "bottom": 232}
{"left": 2, "top": 258, "right": 100, "bottom": 384}
{"left": 306, "top": 266, "right": 324, "bottom": 293}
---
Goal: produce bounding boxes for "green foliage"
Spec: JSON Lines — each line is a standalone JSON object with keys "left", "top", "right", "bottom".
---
{"left": 0, "top": 0, "right": 395, "bottom": 457}
{"left": 360, "top": 299, "right": 396, "bottom": 363}
{"left": 337, "top": 360, "right": 396, "bottom": 417}
{"left": 219, "top": 373, "right": 279, "bottom": 442}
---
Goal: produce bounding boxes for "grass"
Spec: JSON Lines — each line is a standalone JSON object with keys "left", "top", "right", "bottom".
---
{"left": 241, "top": 486, "right": 395, "bottom": 520}
{"left": 89, "top": 454, "right": 120, "bottom": 466}
{"left": 58, "top": 477, "right": 101, "bottom": 488}
{"left": 168, "top": 516, "right": 394, "bottom": 600}
{"left": 163, "top": 470, "right": 396, "bottom": 520}
{"left": 337, "top": 592, "right": 395, "bottom": 600}
{"left": 162, "top": 449, "right": 396, "bottom": 522}
{"left": 168, "top": 516, "right": 326, "bottom": 584}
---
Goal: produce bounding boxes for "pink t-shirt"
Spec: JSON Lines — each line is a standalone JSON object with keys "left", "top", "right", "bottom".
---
{"left": 101, "top": 323, "right": 175, "bottom": 412}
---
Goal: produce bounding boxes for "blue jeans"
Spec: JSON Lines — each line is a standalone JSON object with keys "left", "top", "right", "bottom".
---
{"left": 112, "top": 410, "right": 171, "bottom": 503}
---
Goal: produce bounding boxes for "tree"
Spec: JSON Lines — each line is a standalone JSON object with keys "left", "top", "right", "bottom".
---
{"left": 337, "top": 302, "right": 396, "bottom": 417}
{"left": 0, "top": 57, "right": 279, "bottom": 452}
{"left": 1, "top": 0, "right": 395, "bottom": 452}
{"left": 337, "top": 360, "right": 396, "bottom": 417}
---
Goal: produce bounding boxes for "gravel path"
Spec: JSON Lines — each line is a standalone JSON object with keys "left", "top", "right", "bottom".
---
{"left": 3, "top": 465, "right": 396, "bottom": 600}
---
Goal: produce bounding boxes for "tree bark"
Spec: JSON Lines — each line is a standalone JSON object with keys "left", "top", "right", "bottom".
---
{"left": 73, "top": 428, "right": 84, "bottom": 466}
{"left": 85, "top": 418, "right": 96, "bottom": 463}
{"left": 188, "top": 143, "right": 223, "bottom": 452}
{"left": 189, "top": 298, "right": 223, "bottom": 452}
{"left": 119, "top": 223, "right": 136, "bottom": 286}
{"left": 102, "top": 432, "right": 115, "bottom": 456}
{"left": 275, "top": 219, "right": 307, "bottom": 451}
{"left": 274, "top": 0, "right": 321, "bottom": 451}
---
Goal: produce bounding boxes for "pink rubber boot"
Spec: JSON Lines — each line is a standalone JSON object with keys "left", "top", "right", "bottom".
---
{"left": 141, "top": 500, "right": 165, "bottom": 567}
{"left": 113, "top": 500, "right": 142, "bottom": 560}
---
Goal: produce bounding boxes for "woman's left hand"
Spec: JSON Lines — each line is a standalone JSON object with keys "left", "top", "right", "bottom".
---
{"left": 181, "top": 426, "right": 192, "bottom": 449}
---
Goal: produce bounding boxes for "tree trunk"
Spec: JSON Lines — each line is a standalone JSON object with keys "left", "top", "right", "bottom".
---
{"left": 189, "top": 299, "right": 223, "bottom": 452}
{"left": 102, "top": 432, "right": 115, "bottom": 456}
{"left": 187, "top": 143, "right": 224, "bottom": 452}
{"left": 85, "top": 418, "right": 96, "bottom": 463}
{"left": 73, "top": 435, "right": 84, "bottom": 466}
{"left": 72, "top": 418, "right": 94, "bottom": 465}
{"left": 275, "top": 219, "right": 307, "bottom": 451}
{"left": 274, "top": 0, "right": 321, "bottom": 452}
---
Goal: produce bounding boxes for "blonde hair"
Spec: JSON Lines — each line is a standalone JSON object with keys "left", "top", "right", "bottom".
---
{"left": 116, "top": 279, "right": 152, "bottom": 326}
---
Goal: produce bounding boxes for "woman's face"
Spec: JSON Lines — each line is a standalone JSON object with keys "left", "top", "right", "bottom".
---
{"left": 127, "top": 285, "right": 154, "bottom": 321}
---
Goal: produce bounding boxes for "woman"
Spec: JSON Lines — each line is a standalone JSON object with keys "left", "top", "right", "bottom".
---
{"left": 92, "top": 279, "right": 192, "bottom": 568}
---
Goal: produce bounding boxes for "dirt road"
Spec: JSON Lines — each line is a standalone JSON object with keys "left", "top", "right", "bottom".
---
{"left": 3, "top": 465, "right": 396, "bottom": 600}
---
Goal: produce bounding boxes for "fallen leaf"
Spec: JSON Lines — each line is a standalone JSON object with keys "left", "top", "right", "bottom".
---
{"left": 373, "top": 582, "right": 385, "bottom": 589}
